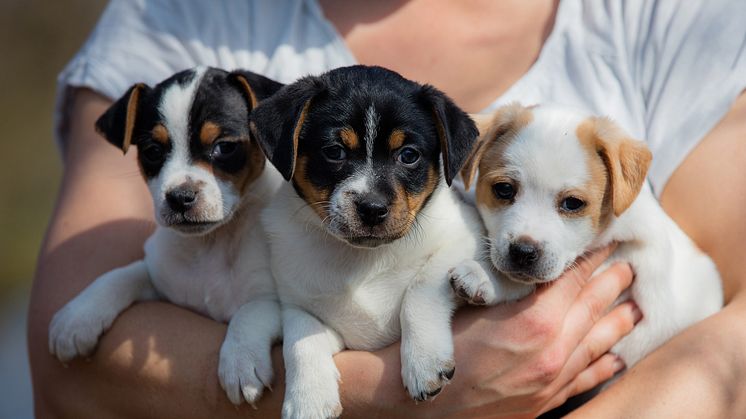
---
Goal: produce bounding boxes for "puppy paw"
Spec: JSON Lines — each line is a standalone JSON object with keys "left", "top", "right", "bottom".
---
{"left": 449, "top": 260, "right": 498, "bottom": 305}
{"left": 282, "top": 387, "right": 342, "bottom": 419}
{"left": 48, "top": 300, "right": 118, "bottom": 363}
{"left": 218, "top": 341, "right": 274, "bottom": 406}
{"left": 401, "top": 350, "right": 455, "bottom": 402}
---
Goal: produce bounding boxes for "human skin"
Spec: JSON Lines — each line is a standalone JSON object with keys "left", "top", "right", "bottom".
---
{"left": 28, "top": 0, "right": 746, "bottom": 417}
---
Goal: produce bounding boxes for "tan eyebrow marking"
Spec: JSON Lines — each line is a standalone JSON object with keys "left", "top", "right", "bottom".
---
{"left": 339, "top": 127, "right": 360, "bottom": 150}
{"left": 152, "top": 124, "right": 169, "bottom": 145}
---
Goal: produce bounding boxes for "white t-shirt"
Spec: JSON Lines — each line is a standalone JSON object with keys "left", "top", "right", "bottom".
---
{"left": 56, "top": 0, "right": 746, "bottom": 196}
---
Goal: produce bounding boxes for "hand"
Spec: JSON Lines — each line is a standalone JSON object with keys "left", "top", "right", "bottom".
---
{"left": 359, "top": 244, "right": 639, "bottom": 418}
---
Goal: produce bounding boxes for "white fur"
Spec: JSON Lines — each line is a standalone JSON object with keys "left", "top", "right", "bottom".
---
{"left": 48, "top": 71, "right": 284, "bottom": 406}
{"left": 263, "top": 179, "right": 491, "bottom": 418}
{"left": 453, "top": 104, "right": 723, "bottom": 368}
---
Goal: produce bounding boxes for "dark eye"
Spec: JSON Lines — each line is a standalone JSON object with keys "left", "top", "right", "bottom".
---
{"left": 212, "top": 141, "right": 239, "bottom": 160}
{"left": 397, "top": 147, "right": 421, "bottom": 165}
{"left": 322, "top": 145, "right": 347, "bottom": 162}
{"left": 142, "top": 143, "right": 164, "bottom": 163}
{"left": 560, "top": 197, "right": 586, "bottom": 212}
{"left": 492, "top": 182, "right": 516, "bottom": 200}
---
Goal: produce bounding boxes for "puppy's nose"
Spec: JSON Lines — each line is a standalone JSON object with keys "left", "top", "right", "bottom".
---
{"left": 166, "top": 188, "right": 198, "bottom": 213}
{"left": 355, "top": 199, "right": 389, "bottom": 227}
{"left": 509, "top": 239, "right": 541, "bottom": 269}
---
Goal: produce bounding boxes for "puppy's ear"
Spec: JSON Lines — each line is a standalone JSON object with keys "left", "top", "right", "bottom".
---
{"left": 249, "top": 77, "right": 325, "bottom": 180}
{"left": 420, "top": 85, "right": 479, "bottom": 186}
{"left": 95, "top": 83, "right": 150, "bottom": 154}
{"left": 583, "top": 117, "right": 652, "bottom": 216}
{"left": 228, "top": 70, "right": 284, "bottom": 111}
{"left": 460, "top": 104, "right": 533, "bottom": 190}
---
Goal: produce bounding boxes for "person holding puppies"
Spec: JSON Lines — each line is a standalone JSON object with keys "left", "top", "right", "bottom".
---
{"left": 29, "top": 0, "right": 746, "bottom": 418}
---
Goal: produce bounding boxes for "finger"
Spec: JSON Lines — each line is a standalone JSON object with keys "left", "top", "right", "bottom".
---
{"left": 559, "top": 263, "right": 634, "bottom": 355}
{"left": 539, "top": 353, "right": 625, "bottom": 414}
{"left": 534, "top": 243, "right": 619, "bottom": 309}
{"left": 559, "top": 300, "right": 640, "bottom": 383}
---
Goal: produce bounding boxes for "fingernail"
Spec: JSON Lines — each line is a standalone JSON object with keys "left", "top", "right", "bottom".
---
{"left": 613, "top": 356, "right": 626, "bottom": 372}
{"left": 631, "top": 304, "right": 643, "bottom": 323}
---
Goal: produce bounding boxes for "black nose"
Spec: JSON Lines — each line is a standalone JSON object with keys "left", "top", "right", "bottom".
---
{"left": 509, "top": 239, "right": 541, "bottom": 269}
{"left": 166, "top": 188, "right": 198, "bottom": 213}
{"left": 355, "top": 199, "right": 389, "bottom": 226}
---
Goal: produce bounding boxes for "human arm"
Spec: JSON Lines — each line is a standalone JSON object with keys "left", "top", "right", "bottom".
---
{"left": 568, "top": 92, "right": 746, "bottom": 418}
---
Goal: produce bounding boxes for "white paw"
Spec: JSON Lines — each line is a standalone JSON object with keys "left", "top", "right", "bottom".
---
{"left": 48, "top": 299, "right": 119, "bottom": 363}
{"left": 218, "top": 340, "right": 274, "bottom": 406}
{"left": 449, "top": 260, "right": 498, "bottom": 305}
{"left": 282, "top": 366, "right": 342, "bottom": 419}
{"left": 401, "top": 345, "right": 455, "bottom": 402}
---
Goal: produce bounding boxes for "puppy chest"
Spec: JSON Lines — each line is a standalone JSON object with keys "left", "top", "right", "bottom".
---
{"left": 321, "top": 287, "right": 405, "bottom": 351}
{"left": 145, "top": 241, "right": 265, "bottom": 322}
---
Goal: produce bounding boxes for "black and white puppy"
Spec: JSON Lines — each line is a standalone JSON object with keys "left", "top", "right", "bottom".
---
{"left": 48, "top": 67, "right": 284, "bottom": 406}
{"left": 252, "top": 65, "right": 527, "bottom": 418}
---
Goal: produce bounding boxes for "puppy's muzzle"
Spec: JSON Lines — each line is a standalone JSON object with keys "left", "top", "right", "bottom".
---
{"left": 166, "top": 187, "right": 199, "bottom": 213}
{"left": 508, "top": 238, "right": 542, "bottom": 271}
{"left": 355, "top": 197, "right": 389, "bottom": 227}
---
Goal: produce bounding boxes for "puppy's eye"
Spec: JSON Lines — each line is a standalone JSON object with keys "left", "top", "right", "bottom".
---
{"left": 560, "top": 197, "right": 586, "bottom": 212}
{"left": 211, "top": 141, "right": 239, "bottom": 160}
{"left": 492, "top": 182, "right": 516, "bottom": 200}
{"left": 322, "top": 145, "right": 347, "bottom": 162}
{"left": 397, "top": 147, "right": 421, "bottom": 166}
{"left": 142, "top": 143, "right": 165, "bottom": 163}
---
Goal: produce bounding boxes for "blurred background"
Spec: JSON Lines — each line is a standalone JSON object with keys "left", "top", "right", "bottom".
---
{"left": 0, "top": 1, "right": 107, "bottom": 417}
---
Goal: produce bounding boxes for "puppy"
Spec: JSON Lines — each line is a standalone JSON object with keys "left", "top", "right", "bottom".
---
{"left": 48, "top": 67, "right": 284, "bottom": 405}
{"left": 450, "top": 103, "right": 723, "bottom": 367}
{"left": 251, "top": 65, "right": 525, "bottom": 418}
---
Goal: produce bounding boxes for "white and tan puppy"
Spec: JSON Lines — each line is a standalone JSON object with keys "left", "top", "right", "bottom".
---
{"left": 48, "top": 67, "right": 284, "bottom": 405}
{"left": 450, "top": 103, "right": 723, "bottom": 367}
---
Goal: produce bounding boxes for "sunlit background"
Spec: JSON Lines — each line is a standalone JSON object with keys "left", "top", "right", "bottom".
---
{"left": 0, "top": 1, "right": 107, "bottom": 417}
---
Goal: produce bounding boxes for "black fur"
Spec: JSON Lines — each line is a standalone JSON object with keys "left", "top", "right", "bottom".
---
{"left": 94, "top": 67, "right": 283, "bottom": 179}
{"left": 250, "top": 65, "right": 479, "bottom": 210}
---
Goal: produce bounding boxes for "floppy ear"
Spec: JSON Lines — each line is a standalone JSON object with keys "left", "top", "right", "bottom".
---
{"left": 228, "top": 70, "right": 284, "bottom": 111}
{"left": 95, "top": 83, "right": 149, "bottom": 154}
{"left": 589, "top": 117, "right": 652, "bottom": 216}
{"left": 420, "top": 85, "right": 479, "bottom": 186}
{"left": 249, "top": 77, "right": 325, "bottom": 180}
{"left": 460, "top": 103, "right": 533, "bottom": 190}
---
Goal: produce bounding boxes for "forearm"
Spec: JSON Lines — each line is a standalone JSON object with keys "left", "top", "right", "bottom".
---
{"left": 570, "top": 294, "right": 746, "bottom": 418}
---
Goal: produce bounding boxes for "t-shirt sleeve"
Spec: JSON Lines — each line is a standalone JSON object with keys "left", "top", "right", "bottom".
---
{"left": 54, "top": 0, "right": 253, "bottom": 149}
{"left": 628, "top": 0, "right": 746, "bottom": 195}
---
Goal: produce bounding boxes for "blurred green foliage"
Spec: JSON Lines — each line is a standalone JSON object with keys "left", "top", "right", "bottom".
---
{"left": 0, "top": 0, "right": 107, "bottom": 297}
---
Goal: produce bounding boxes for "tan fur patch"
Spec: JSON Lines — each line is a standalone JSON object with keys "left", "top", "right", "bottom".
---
{"left": 339, "top": 127, "right": 359, "bottom": 150}
{"left": 122, "top": 83, "right": 145, "bottom": 153}
{"left": 388, "top": 129, "right": 406, "bottom": 150}
{"left": 233, "top": 75, "right": 259, "bottom": 110}
{"left": 199, "top": 121, "right": 221, "bottom": 147}
{"left": 462, "top": 103, "right": 534, "bottom": 191}
{"left": 198, "top": 140, "right": 266, "bottom": 196}
{"left": 288, "top": 99, "right": 312, "bottom": 178}
{"left": 467, "top": 103, "right": 534, "bottom": 209}
{"left": 387, "top": 165, "right": 439, "bottom": 238}
{"left": 151, "top": 124, "right": 169, "bottom": 145}
{"left": 577, "top": 117, "right": 652, "bottom": 219}
{"left": 292, "top": 155, "right": 330, "bottom": 219}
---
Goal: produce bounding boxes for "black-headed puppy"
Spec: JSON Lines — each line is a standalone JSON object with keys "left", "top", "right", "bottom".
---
{"left": 49, "top": 67, "right": 284, "bottom": 406}
{"left": 252, "top": 65, "right": 527, "bottom": 418}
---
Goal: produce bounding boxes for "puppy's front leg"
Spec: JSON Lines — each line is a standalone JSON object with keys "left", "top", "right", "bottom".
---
{"left": 219, "top": 298, "right": 281, "bottom": 406}
{"left": 49, "top": 260, "right": 157, "bottom": 362}
{"left": 282, "top": 306, "right": 345, "bottom": 419}
{"left": 449, "top": 259, "right": 533, "bottom": 305}
{"left": 400, "top": 277, "right": 456, "bottom": 402}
